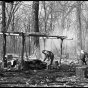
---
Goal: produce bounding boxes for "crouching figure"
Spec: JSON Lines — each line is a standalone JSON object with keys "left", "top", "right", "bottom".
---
{"left": 42, "top": 50, "right": 54, "bottom": 69}
{"left": 80, "top": 50, "right": 88, "bottom": 65}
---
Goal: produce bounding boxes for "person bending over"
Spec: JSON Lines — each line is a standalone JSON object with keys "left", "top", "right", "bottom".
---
{"left": 42, "top": 50, "right": 54, "bottom": 65}
{"left": 80, "top": 50, "right": 88, "bottom": 65}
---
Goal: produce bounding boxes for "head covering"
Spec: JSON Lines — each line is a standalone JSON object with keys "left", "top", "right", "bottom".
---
{"left": 81, "top": 50, "right": 84, "bottom": 54}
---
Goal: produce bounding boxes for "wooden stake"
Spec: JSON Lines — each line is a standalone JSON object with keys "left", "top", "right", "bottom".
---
{"left": 59, "top": 39, "right": 63, "bottom": 66}
{"left": 21, "top": 32, "right": 25, "bottom": 69}
{"left": 3, "top": 33, "right": 7, "bottom": 67}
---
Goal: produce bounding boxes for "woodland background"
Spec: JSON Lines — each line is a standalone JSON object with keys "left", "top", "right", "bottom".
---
{"left": 0, "top": 1, "right": 87, "bottom": 62}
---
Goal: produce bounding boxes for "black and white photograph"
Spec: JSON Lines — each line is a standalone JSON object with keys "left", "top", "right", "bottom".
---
{"left": 0, "top": 1, "right": 88, "bottom": 87}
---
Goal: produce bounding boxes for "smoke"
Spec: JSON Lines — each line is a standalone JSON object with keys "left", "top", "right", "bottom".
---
{"left": 40, "top": 26, "right": 77, "bottom": 60}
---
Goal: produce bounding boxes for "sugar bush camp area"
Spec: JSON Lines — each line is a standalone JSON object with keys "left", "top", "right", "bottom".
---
{"left": 0, "top": 1, "right": 88, "bottom": 87}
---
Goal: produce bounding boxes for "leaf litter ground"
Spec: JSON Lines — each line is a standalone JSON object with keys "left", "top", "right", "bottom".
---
{"left": 0, "top": 63, "right": 88, "bottom": 87}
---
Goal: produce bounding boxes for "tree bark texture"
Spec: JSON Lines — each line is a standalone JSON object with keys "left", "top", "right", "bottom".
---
{"left": 2, "top": 1, "right": 7, "bottom": 67}
{"left": 76, "top": 1, "right": 82, "bottom": 60}
{"left": 32, "top": 1, "right": 40, "bottom": 59}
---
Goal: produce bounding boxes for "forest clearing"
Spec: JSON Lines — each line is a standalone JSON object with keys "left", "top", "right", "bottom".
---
{"left": 0, "top": 1, "right": 88, "bottom": 87}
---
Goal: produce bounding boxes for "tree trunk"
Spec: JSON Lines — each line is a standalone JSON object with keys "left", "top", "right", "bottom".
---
{"left": 61, "top": 5, "right": 65, "bottom": 34}
{"left": 43, "top": 1, "right": 47, "bottom": 32}
{"left": 27, "top": 17, "right": 31, "bottom": 56}
{"left": 50, "top": 1, "right": 53, "bottom": 31}
{"left": 2, "top": 1, "right": 7, "bottom": 67}
{"left": 32, "top": 1, "right": 40, "bottom": 59}
{"left": 21, "top": 33, "right": 25, "bottom": 69}
{"left": 76, "top": 1, "right": 82, "bottom": 60}
{"left": 2, "top": 1, "right": 6, "bottom": 32}
{"left": 43, "top": 1, "right": 47, "bottom": 50}
{"left": 11, "top": 6, "right": 16, "bottom": 54}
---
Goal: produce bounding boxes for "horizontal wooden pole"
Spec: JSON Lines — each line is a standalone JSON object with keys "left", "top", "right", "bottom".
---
{"left": 46, "top": 37, "right": 73, "bottom": 40}
{"left": 0, "top": 32, "right": 68, "bottom": 39}
{"left": 64, "top": 38, "right": 73, "bottom": 40}
{"left": 0, "top": 32, "right": 20, "bottom": 36}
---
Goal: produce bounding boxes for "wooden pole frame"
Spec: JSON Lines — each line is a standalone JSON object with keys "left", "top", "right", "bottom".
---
{"left": 60, "top": 39, "right": 64, "bottom": 66}
{"left": 2, "top": 33, "right": 7, "bottom": 67}
{"left": 0, "top": 32, "right": 67, "bottom": 38}
{"left": 0, "top": 32, "right": 72, "bottom": 68}
{"left": 21, "top": 32, "right": 25, "bottom": 69}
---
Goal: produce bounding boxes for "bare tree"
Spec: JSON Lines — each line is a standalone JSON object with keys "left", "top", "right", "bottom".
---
{"left": 5, "top": 1, "right": 22, "bottom": 31}
{"left": 81, "top": 2, "right": 88, "bottom": 51}
{"left": 32, "top": 1, "right": 40, "bottom": 58}
{"left": 42, "top": 1, "right": 47, "bottom": 50}
{"left": 6, "top": 2, "right": 22, "bottom": 54}
{"left": 1, "top": 1, "right": 7, "bottom": 67}
{"left": 50, "top": 1, "right": 53, "bottom": 31}
{"left": 11, "top": 2, "right": 16, "bottom": 53}
{"left": 76, "top": 1, "right": 83, "bottom": 61}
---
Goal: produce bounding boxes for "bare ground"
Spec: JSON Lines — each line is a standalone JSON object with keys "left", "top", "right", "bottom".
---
{"left": 0, "top": 63, "right": 88, "bottom": 87}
